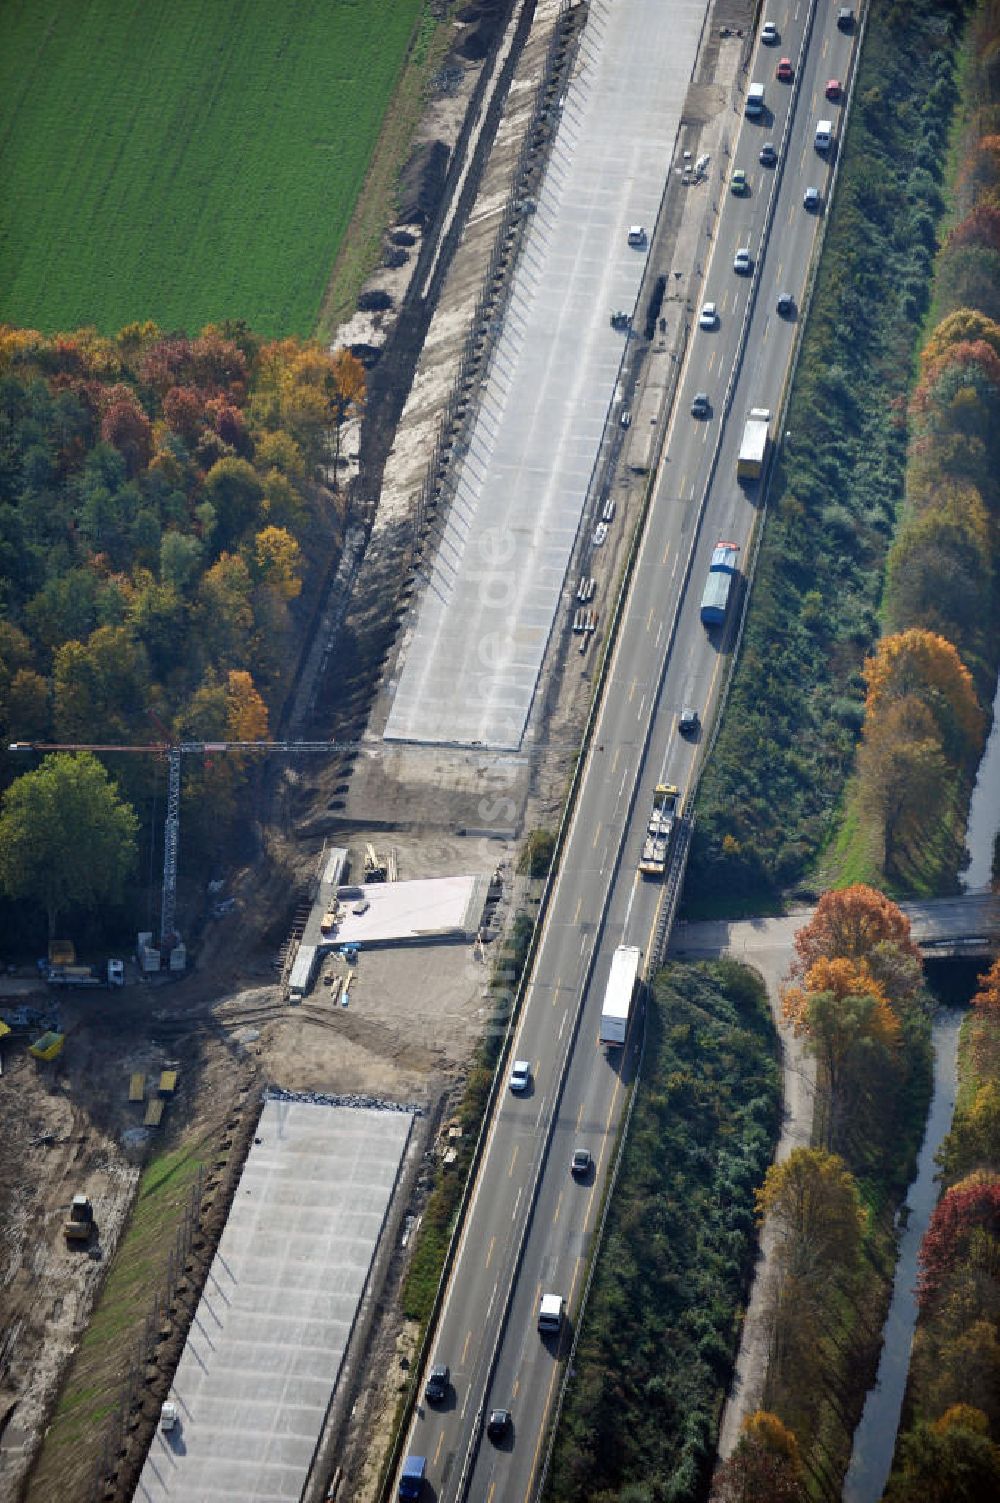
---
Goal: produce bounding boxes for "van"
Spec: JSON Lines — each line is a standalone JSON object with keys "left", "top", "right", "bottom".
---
{"left": 815, "top": 119, "right": 833, "bottom": 151}
{"left": 399, "top": 1455, "right": 426, "bottom": 1500}
{"left": 538, "top": 1292, "right": 564, "bottom": 1333}
{"left": 745, "top": 83, "right": 765, "bottom": 118}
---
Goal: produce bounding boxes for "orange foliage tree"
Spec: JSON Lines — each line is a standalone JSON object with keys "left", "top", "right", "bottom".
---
{"left": 972, "top": 957, "right": 1000, "bottom": 1012}
{"left": 862, "top": 628, "right": 984, "bottom": 758}
{"left": 711, "top": 1412, "right": 806, "bottom": 1503}
{"left": 789, "top": 885, "right": 922, "bottom": 986}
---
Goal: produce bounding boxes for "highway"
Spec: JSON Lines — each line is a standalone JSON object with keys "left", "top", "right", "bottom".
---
{"left": 398, "top": 2, "right": 861, "bottom": 1499}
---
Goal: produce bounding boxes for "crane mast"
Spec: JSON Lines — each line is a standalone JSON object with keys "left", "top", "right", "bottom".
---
{"left": 8, "top": 737, "right": 343, "bottom": 960}
{"left": 160, "top": 746, "right": 181, "bottom": 948}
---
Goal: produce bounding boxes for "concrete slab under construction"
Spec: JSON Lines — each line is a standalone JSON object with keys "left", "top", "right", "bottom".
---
{"left": 305, "top": 874, "right": 488, "bottom": 951}
{"left": 136, "top": 1097, "right": 413, "bottom": 1503}
{"left": 384, "top": 0, "right": 706, "bottom": 750}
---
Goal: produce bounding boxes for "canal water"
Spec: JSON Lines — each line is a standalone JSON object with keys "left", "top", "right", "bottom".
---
{"left": 841, "top": 1007, "right": 963, "bottom": 1503}
{"left": 963, "top": 667, "right": 1000, "bottom": 890}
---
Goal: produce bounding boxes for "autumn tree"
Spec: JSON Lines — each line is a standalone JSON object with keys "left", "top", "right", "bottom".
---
{"left": 200, "top": 456, "right": 264, "bottom": 551}
{"left": 756, "top": 1147, "right": 866, "bottom": 1290}
{"left": 920, "top": 309, "right": 1000, "bottom": 372}
{"left": 225, "top": 670, "right": 269, "bottom": 742}
{"left": 863, "top": 629, "right": 984, "bottom": 762}
{"left": 99, "top": 384, "right": 153, "bottom": 476}
{"left": 917, "top": 1172, "right": 1000, "bottom": 1307}
{"left": 857, "top": 695, "right": 949, "bottom": 874}
{"left": 53, "top": 625, "right": 151, "bottom": 743}
{"left": 789, "top": 885, "right": 923, "bottom": 990}
{"left": 884, "top": 488, "right": 991, "bottom": 653}
{"left": 0, "top": 753, "right": 138, "bottom": 937}
{"left": 971, "top": 957, "right": 1000, "bottom": 1012}
{"left": 324, "top": 347, "right": 366, "bottom": 487}
{"left": 885, "top": 1406, "right": 1000, "bottom": 1502}
{"left": 783, "top": 957, "right": 901, "bottom": 1152}
{"left": 195, "top": 553, "right": 253, "bottom": 667}
{"left": 710, "top": 1412, "right": 806, "bottom": 1503}
{"left": 252, "top": 525, "right": 302, "bottom": 600}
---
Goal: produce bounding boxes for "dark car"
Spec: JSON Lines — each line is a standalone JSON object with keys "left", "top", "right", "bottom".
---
{"left": 690, "top": 391, "right": 710, "bottom": 418}
{"left": 759, "top": 142, "right": 777, "bottom": 167}
{"left": 425, "top": 1364, "right": 450, "bottom": 1404}
{"left": 804, "top": 186, "right": 822, "bottom": 212}
{"left": 487, "top": 1409, "right": 511, "bottom": 1442}
{"left": 571, "top": 1148, "right": 593, "bottom": 1176}
{"left": 776, "top": 293, "right": 794, "bottom": 317}
{"left": 678, "top": 708, "right": 700, "bottom": 735}
{"left": 837, "top": 7, "right": 854, "bottom": 30}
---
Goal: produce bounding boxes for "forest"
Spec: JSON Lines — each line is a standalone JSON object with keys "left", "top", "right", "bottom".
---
{"left": 0, "top": 322, "right": 364, "bottom": 935}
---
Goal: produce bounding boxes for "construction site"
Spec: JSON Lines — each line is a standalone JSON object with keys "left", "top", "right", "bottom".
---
{"left": 0, "top": 0, "right": 755, "bottom": 1497}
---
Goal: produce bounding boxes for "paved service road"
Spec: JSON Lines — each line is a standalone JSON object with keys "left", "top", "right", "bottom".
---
{"left": 399, "top": 2, "right": 863, "bottom": 1498}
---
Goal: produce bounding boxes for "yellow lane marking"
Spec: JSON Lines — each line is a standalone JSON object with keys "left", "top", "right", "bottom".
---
{"left": 592, "top": 821, "right": 602, "bottom": 848}
{"left": 553, "top": 1190, "right": 564, "bottom": 1225}
{"left": 486, "top": 1234, "right": 496, "bottom": 1269}
{"left": 508, "top": 1144, "right": 519, "bottom": 1176}
{"left": 462, "top": 1328, "right": 473, "bottom": 1364}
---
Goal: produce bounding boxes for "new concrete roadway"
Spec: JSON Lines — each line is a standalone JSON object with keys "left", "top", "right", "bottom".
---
{"left": 398, "top": 1, "right": 862, "bottom": 1498}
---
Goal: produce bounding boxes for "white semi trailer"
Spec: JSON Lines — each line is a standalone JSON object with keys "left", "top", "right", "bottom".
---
{"left": 599, "top": 944, "right": 641, "bottom": 1046}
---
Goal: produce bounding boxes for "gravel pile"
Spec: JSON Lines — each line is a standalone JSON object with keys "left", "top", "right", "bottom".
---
{"left": 265, "top": 1086, "right": 422, "bottom": 1115}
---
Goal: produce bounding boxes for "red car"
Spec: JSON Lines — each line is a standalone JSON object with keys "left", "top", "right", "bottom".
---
{"left": 776, "top": 57, "right": 794, "bottom": 82}
{"left": 825, "top": 78, "right": 842, "bottom": 100}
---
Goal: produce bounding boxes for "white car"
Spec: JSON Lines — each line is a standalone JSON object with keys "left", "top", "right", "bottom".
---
{"left": 761, "top": 20, "right": 779, "bottom": 43}
{"left": 699, "top": 301, "right": 718, "bottom": 330}
{"left": 509, "top": 1059, "right": 530, "bottom": 1093}
{"left": 160, "top": 1401, "right": 179, "bottom": 1433}
{"left": 733, "top": 247, "right": 753, "bottom": 275}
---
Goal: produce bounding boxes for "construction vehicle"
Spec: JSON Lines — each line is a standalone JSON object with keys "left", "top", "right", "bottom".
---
{"left": 63, "top": 1193, "right": 94, "bottom": 1244}
{"left": 363, "top": 843, "right": 387, "bottom": 882}
{"left": 45, "top": 959, "right": 124, "bottom": 989}
{"left": 638, "top": 783, "right": 679, "bottom": 876}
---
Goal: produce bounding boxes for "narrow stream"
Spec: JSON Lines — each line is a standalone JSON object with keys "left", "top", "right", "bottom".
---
{"left": 841, "top": 1008, "right": 963, "bottom": 1503}
{"left": 963, "top": 666, "right": 1000, "bottom": 890}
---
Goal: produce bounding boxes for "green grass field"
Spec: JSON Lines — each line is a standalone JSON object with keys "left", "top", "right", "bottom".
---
{"left": 0, "top": 0, "right": 423, "bottom": 336}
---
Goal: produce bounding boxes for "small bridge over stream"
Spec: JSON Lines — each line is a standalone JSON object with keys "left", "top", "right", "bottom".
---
{"left": 669, "top": 893, "right": 1000, "bottom": 966}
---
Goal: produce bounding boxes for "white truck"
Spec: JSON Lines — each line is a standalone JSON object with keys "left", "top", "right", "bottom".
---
{"left": 538, "top": 1293, "right": 564, "bottom": 1333}
{"left": 638, "top": 783, "right": 679, "bottom": 876}
{"left": 599, "top": 944, "right": 642, "bottom": 1046}
{"left": 736, "top": 407, "right": 771, "bottom": 480}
